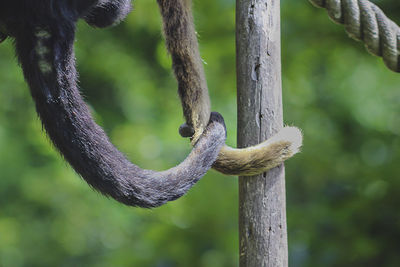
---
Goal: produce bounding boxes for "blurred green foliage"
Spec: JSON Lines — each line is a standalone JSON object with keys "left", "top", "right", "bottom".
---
{"left": 0, "top": 0, "right": 399, "bottom": 266}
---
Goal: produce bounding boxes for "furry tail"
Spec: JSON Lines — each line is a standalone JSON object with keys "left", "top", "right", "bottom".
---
{"left": 14, "top": 14, "right": 226, "bottom": 208}
{"left": 213, "top": 127, "right": 302, "bottom": 176}
{"left": 158, "top": 0, "right": 302, "bottom": 176}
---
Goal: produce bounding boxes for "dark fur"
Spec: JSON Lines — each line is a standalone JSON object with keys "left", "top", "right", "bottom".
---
{"left": 0, "top": 0, "right": 226, "bottom": 208}
{"left": 157, "top": 0, "right": 211, "bottom": 144}
{"left": 157, "top": 0, "right": 302, "bottom": 176}
{"left": 84, "top": 0, "right": 132, "bottom": 28}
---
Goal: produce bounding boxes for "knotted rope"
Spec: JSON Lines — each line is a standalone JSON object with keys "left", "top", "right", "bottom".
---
{"left": 309, "top": 0, "right": 400, "bottom": 72}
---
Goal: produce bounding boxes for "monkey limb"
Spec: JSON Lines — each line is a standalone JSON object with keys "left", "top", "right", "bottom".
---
{"left": 0, "top": 0, "right": 226, "bottom": 208}
{"left": 84, "top": 0, "right": 132, "bottom": 28}
{"left": 157, "top": 0, "right": 303, "bottom": 176}
{"left": 157, "top": 0, "right": 211, "bottom": 144}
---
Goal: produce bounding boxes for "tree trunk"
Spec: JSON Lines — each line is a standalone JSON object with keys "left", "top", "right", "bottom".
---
{"left": 237, "top": 0, "right": 288, "bottom": 266}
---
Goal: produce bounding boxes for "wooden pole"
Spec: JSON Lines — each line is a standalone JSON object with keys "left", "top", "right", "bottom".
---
{"left": 237, "top": 0, "right": 288, "bottom": 266}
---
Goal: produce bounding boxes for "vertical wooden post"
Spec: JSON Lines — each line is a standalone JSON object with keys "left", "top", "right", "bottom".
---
{"left": 237, "top": 0, "right": 288, "bottom": 266}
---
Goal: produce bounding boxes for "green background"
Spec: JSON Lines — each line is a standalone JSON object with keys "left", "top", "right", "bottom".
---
{"left": 0, "top": 0, "right": 399, "bottom": 266}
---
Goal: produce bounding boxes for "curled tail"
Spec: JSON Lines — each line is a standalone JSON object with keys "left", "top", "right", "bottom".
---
{"left": 157, "top": 0, "right": 302, "bottom": 176}
{"left": 12, "top": 9, "right": 226, "bottom": 208}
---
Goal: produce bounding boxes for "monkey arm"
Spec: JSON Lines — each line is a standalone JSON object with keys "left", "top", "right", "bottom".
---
{"left": 84, "top": 0, "right": 132, "bottom": 28}
{"left": 157, "top": 0, "right": 302, "bottom": 176}
{"left": 7, "top": 2, "right": 226, "bottom": 208}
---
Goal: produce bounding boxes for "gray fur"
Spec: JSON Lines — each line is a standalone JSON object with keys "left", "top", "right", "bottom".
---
{"left": 0, "top": 0, "right": 226, "bottom": 208}
{"left": 157, "top": 0, "right": 303, "bottom": 176}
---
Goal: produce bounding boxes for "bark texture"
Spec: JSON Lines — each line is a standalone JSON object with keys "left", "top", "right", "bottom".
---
{"left": 237, "top": 0, "right": 288, "bottom": 266}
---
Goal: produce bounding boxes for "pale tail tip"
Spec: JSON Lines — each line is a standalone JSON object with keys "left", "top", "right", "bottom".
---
{"left": 280, "top": 126, "right": 303, "bottom": 154}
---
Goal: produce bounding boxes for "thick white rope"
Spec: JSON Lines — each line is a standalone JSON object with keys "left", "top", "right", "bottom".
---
{"left": 309, "top": 0, "right": 400, "bottom": 72}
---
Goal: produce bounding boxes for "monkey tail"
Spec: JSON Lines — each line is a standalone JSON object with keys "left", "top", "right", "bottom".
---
{"left": 158, "top": 0, "right": 302, "bottom": 176}
{"left": 213, "top": 127, "right": 302, "bottom": 176}
{"left": 14, "top": 21, "right": 226, "bottom": 208}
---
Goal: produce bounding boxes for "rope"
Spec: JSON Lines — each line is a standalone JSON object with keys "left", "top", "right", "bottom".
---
{"left": 309, "top": 0, "right": 400, "bottom": 72}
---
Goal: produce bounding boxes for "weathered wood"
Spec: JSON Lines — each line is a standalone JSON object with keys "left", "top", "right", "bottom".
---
{"left": 237, "top": 0, "right": 288, "bottom": 266}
